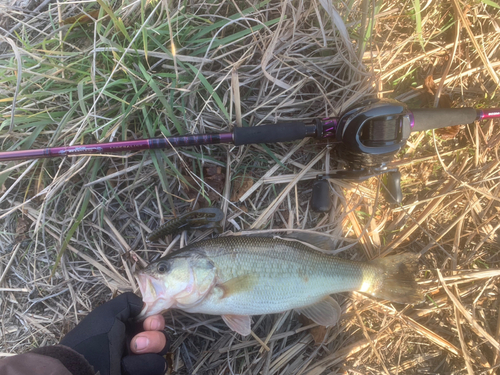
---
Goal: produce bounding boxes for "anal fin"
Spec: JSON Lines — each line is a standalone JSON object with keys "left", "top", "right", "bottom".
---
{"left": 295, "top": 296, "right": 341, "bottom": 327}
{"left": 221, "top": 314, "right": 252, "bottom": 336}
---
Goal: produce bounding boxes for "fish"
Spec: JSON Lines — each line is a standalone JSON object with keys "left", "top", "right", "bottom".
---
{"left": 135, "top": 236, "right": 422, "bottom": 336}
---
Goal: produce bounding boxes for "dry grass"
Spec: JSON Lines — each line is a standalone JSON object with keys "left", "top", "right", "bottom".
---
{"left": 1, "top": 0, "right": 500, "bottom": 373}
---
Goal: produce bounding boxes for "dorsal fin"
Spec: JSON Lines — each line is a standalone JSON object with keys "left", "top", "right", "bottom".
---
{"left": 223, "top": 230, "right": 337, "bottom": 250}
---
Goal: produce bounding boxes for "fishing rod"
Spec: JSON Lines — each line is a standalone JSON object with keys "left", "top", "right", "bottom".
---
{"left": 1, "top": 99, "right": 499, "bottom": 207}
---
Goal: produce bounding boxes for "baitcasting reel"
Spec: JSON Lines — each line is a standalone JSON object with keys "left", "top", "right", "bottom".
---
{"left": 311, "top": 98, "right": 457, "bottom": 211}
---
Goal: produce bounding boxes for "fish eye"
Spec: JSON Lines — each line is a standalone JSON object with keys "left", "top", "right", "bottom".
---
{"left": 157, "top": 261, "right": 170, "bottom": 274}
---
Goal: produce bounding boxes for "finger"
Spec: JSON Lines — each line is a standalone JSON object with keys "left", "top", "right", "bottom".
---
{"left": 130, "top": 331, "right": 167, "bottom": 354}
{"left": 143, "top": 315, "right": 165, "bottom": 331}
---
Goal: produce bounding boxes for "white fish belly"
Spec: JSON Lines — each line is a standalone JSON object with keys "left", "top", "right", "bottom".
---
{"left": 183, "top": 272, "right": 364, "bottom": 316}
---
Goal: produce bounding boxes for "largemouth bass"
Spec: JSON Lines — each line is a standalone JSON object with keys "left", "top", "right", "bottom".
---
{"left": 136, "top": 236, "right": 422, "bottom": 335}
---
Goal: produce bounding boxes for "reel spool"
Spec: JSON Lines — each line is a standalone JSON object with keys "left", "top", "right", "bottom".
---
{"left": 311, "top": 99, "right": 412, "bottom": 212}
{"left": 335, "top": 98, "right": 411, "bottom": 170}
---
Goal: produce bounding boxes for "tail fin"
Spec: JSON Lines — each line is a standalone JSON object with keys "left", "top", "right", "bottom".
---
{"left": 369, "top": 253, "right": 423, "bottom": 304}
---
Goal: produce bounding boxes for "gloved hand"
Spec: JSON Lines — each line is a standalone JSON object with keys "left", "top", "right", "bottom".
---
{"left": 60, "top": 292, "right": 168, "bottom": 375}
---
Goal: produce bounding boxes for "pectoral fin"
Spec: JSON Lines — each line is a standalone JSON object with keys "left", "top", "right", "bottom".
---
{"left": 218, "top": 275, "right": 257, "bottom": 298}
{"left": 295, "top": 296, "right": 341, "bottom": 327}
{"left": 221, "top": 314, "right": 252, "bottom": 336}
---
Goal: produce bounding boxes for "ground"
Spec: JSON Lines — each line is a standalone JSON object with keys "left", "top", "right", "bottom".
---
{"left": 1, "top": 0, "right": 500, "bottom": 374}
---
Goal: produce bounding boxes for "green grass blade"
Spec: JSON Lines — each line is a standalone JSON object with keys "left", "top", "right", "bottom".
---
{"left": 481, "top": 0, "right": 500, "bottom": 9}
{"left": 190, "top": 18, "right": 281, "bottom": 56}
{"left": 141, "top": 0, "right": 148, "bottom": 61}
{"left": 138, "top": 63, "right": 184, "bottom": 134}
{"left": 187, "top": 63, "right": 230, "bottom": 122}
{"left": 96, "top": 0, "right": 132, "bottom": 42}
{"left": 0, "top": 122, "right": 47, "bottom": 187}
{"left": 411, "top": 0, "right": 425, "bottom": 50}
{"left": 190, "top": 0, "right": 272, "bottom": 41}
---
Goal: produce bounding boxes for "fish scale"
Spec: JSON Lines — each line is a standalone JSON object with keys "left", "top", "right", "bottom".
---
{"left": 137, "top": 235, "right": 422, "bottom": 334}
{"left": 178, "top": 237, "right": 377, "bottom": 316}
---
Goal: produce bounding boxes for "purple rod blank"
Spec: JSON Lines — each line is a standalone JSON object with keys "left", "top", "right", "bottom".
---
{"left": 0, "top": 133, "right": 234, "bottom": 162}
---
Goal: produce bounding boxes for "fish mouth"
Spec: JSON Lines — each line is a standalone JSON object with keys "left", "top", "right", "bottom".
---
{"left": 135, "top": 273, "right": 171, "bottom": 319}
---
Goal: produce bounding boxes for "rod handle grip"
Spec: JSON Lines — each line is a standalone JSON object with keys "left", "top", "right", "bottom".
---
{"left": 410, "top": 108, "right": 477, "bottom": 132}
{"left": 233, "top": 123, "right": 314, "bottom": 146}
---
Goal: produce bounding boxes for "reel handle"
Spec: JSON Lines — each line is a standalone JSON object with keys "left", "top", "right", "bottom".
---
{"left": 310, "top": 170, "right": 403, "bottom": 212}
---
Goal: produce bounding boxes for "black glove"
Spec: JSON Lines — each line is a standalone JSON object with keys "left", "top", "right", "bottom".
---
{"left": 60, "top": 292, "right": 168, "bottom": 375}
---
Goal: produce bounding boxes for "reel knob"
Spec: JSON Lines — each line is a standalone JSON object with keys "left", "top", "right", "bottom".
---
{"left": 311, "top": 176, "right": 331, "bottom": 212}
{"left": 382, "top": 170, "right": 403, "bottom": 204}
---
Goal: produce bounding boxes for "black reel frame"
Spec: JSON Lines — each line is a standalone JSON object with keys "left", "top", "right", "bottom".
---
{"left": 311, "top": 99, "right": 414, "bottom": 211}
